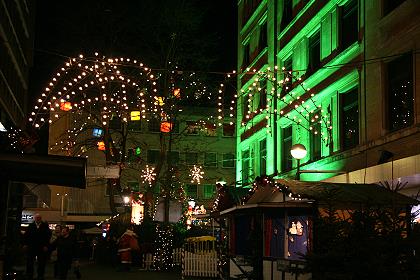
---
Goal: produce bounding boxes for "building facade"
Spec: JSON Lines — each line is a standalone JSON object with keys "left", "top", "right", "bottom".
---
{"left": 236, "top": 0, "right": 420, "bottom": 197}
{"left": 46, "top": 106, "right": 236, "bottom": 223}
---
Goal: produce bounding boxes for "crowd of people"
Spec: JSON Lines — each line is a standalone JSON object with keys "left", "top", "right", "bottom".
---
{"left": 22, "top": 214, "right": 80, "bottom": 280}
{"left": 21, "top": 214, "right": 152, "bottom": 279}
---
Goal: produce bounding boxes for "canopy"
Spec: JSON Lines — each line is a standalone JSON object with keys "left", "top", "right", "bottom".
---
{"left": 275, "top": 179, "right": 418, "bottom": 206}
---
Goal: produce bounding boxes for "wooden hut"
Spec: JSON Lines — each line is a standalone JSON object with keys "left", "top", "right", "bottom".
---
{"left": 219, "top": 178, "right": 418, "bottom": 280}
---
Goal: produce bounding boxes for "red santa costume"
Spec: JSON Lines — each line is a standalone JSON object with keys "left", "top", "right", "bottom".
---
{"left": 117, "top": 229, "right": 138, "bottom": 265}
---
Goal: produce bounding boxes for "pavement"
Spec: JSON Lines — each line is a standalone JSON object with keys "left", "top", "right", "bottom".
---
{"left": 7, "top": 261, "right": 186, "bottom": 280}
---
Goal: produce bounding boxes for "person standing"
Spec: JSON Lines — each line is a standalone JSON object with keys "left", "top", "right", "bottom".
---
{"left": 23, "top": 213, "right": 52, "bottom": 280}
{"left": 50, "top": 224, "right": 62, "bottom": 278}
{"left": 54, "top": 226, "right": 78, "bottom": 280}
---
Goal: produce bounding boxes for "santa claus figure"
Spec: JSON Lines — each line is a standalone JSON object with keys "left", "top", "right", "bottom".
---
{"left": 117, "top": 228, "right": 139, "bottom": 271}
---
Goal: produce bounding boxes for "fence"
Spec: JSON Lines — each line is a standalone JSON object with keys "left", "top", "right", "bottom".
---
{"left": 182, "top": 236, "right": 218, "bottom": 278}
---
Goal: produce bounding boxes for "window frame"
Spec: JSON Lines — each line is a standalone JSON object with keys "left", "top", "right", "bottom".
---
{"left": 204, "top": 152, "right": 217, "bottom": 168}
{"left": 281, "top": 126, "right": 293, "bottom": 172}
{"left": 339, "top": 87, "right": 359, "bottom": 150}
{"left": 222, "top": 153, "right": 235, "bottom": 168}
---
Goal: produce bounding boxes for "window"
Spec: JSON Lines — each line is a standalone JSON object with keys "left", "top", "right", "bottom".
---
{"left": 202, "top": 184, "right": 215, "bottom": 199}
{"left": 259, "top": 21, "right": 267, "bottom": 52}
{"left": 167, "top": 151, "right": 179, "bottom": 166}
{"left": 308, "top": 31, "right": 320, "bottom": 72}
{"left": 204, "top": 152, "right": 217, "bottom": 167}
{"left": 242, "top": 95, "right": 249, "bottom": 118}
{"left": 242, "top": 0, "right": 263, "bottom": 23}
{"left": 172, "top": 120, "right": 180, "bottom": 134}
{"left": 127, "top": 181, "right": 139, "bottom": 192}
{"left": 223, "top": 153, "right": 235, "bottom": 168}
{"left": 243, "top": 43, "right": 250, "bottom": 67}
{"left": 383, "top": 0, "right": 406, "bottom": 16}
{"left": 186, "top": 121, "right": 199, "bottom": 135}
{"left": 109, "top": 115, "right": 121, "bottom": 130}
{"left": 282, "top": 126, "right": 292, "bottom": 171}
{"left": 259, "top": 138, "right": 267, "bottom": 176}
{"left": 186, "top": 184, "right": 198, "bottom": 198}
{"left": 281, "top": 0, "right": 293, "bottom": 29}
{"left": 387, "top": 53, "right": 413, "bottom": 131}
{"left": 127, "top": 147, "right": 141, "bottom": 163}
{"left": 282, "top": 56, "right": 293, "bottom": 97}
{"left": 148, "top": 118, "right": 160, "bottom": 132}
{"left": 186, "top": 152, "right": 198, "bottom": 165}
{"left": 340, "top": 0, "right": 358, "bottom": 50}
{"left": 310, "top": 111, "right": 322, "bottom": 161}
{"left": 127, "top": 120, "right": 141, "bottom": 131}
{"left": 242, "top": 150, "right": 251, "bottom": 185}
{"left": 201, "top": 122, "right": 217, "bottom": 136}
{"left": 340, "top": 88, "right": 359, "bottom": 150}
{"left": 147, "top": 149, "right": 160, "bottom": 164}
{"left": 223, "top": 123, "right": 235, "bottom": 137}
{"left": 259, "top": 80, "right": 267, "bottom": 109}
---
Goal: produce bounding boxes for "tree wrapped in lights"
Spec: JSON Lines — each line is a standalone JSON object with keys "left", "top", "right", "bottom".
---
{"left": 154, "top": 224, "right": 174, "bottom": 271}
{"left": 29, "top": 53, "right": 232, "bottom": 218}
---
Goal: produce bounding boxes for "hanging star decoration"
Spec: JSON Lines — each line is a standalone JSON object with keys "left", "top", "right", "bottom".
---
{"left": 189, "top": 165, "right": 204, "bottom": 184}
{"left": 141, "top": 165, "right": 156, "bottom": 185}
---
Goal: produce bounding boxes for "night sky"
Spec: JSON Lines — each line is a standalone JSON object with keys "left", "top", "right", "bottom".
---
{"left": 29, "top": 0, "right": 237, "bottom": 153}
{"left": 30, "top": 0, "right": 237, "bottom": 97}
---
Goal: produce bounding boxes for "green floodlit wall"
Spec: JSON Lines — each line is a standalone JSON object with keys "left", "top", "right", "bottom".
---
{"left": 237, "top": 0, "right": 363, "bottom": 186}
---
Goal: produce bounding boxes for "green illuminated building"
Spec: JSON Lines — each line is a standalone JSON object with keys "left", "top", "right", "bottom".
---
{"left": 236, "top": 0, "right": 420, "bottom": 196}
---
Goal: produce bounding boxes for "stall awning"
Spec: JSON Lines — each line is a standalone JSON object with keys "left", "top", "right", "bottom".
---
{"left": 0, "top": 153, "right": 87, "bottom": 188}
{"left": 275, "top": 179, "right": 418, "bottom": 206}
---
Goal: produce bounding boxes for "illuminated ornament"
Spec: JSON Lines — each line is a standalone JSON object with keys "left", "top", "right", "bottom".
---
{"left": 160, "top": 121, "right": 173, "bottom": 133}
{"left": 141, "top": 165, "right": 156, "bottom": 185}
{"left": 97, "top": 141, "right": 106, "bottom": 151}
{"left": 81, "top": 146, "right": 87, "bottom": 153}
{"left": 59, "top": 101, "right": 72, "bottom": 111}
{"left": 131, "top": 199, "right": 144, "bottom": 225}
{"left": 189, "top": 165, "right": 204, "bottom": 184}
{"left": 173, "top": 88, "right": 181, "bottom": 98}
{"left": 92, "top": 127, "right": 103, "bottom": 137}
{"left": 154, "top": 96, "right": 165, "bottom": 106}
{"left": 135, "top": 147, "right": 141, "bottom": 155}
{"left": 130, "top": 111, "right": 141, "bottom": 121}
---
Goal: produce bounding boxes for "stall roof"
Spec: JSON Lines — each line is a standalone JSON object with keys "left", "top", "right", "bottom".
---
{"left": 275, "top": 179, "right": 419, "bottom": 206}
{"left": 219, "top": 180, "right": 418, "bottom": 216}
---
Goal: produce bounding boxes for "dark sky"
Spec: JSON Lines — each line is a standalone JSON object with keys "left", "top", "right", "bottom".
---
{"left": 29, "top": 0, "right": 237, "bottom": 153}
{"left": 30, "top": 0, "right": 237, "bottom": 97}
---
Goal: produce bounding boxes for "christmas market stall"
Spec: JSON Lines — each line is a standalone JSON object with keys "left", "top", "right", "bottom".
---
{"left": 219, "top": 177, "right": 418, "bottom": 280}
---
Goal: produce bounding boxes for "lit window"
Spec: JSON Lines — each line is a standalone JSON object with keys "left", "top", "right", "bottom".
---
{"left": 340, "top": 87, "right": 359, "bottom": 150}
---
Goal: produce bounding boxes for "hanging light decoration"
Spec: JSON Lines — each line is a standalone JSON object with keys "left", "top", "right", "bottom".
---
{"left": 97, "top": 141, "right": 106, "bottom": 151}
{"left": 141, "top": 165, "right": 156, "bottom": 185}
{"left": 130, "top": 111, "right": 141, "bottom": 121}
{"left": 173, "top": 88, "right": 181, "bottom": 99}
{"left": 59, "top": 101, "right": 72, "bottom": 111}
{"left": 189, "top": 165, "right": 204, "bottom": 184}
{"left": 160, "top": 121, "right": 173, "bottom": 133}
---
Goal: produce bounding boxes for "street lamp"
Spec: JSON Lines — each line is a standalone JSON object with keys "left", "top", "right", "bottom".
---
{"left": 290, "top": 144, "right": 307, "bottom": 180}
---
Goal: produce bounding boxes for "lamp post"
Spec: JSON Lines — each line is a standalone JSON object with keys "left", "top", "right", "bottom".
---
{"left": 290, "top": 144, "right": 307, "bottom": 180}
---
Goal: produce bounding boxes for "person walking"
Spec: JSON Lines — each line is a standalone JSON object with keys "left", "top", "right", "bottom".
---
{"left": 50, "top": 224, "right": 61, "bottom": 278}
{"left": 117, "top": 227, "right": 139, "bottom": 271}
{"left": 23, "top": 213, "right": 51, "bottom": 280}
{"left": 53, "top": 226, "right": 79, "bottom": 280}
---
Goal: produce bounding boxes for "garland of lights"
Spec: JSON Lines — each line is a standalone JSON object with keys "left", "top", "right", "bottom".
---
{"left": 154, "top": 224, "right": 174, "bottom": 271}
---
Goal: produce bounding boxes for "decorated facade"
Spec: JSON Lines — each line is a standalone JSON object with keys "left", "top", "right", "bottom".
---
{"left": 235, "top": 0, "right": 420, "bottom": 198}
